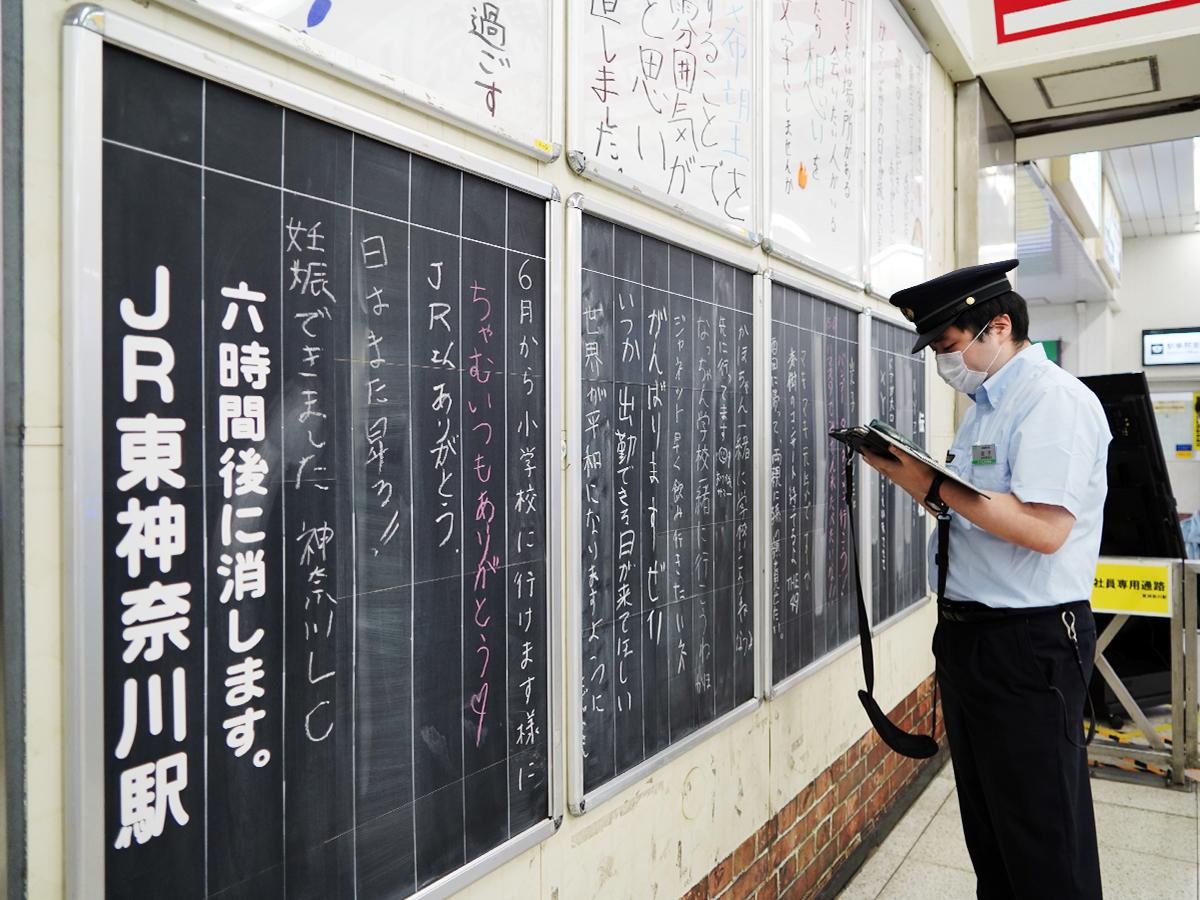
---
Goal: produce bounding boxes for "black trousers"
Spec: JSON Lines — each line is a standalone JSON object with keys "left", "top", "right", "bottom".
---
{"left": 934, "top": 601, "right": 1102, "bottom": 900}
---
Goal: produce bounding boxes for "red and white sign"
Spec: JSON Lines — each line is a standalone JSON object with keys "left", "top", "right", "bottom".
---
{"left": 995, "top": 0, "right": 1200, "bottom": 43}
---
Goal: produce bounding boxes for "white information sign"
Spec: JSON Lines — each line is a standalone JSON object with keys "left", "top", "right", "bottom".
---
{"left": 866, "top": 0, "right": 928, "bottom": 299}
{"left": 166, "top": 0, "right": 558, "bottom": 158}
{"left": 1144, "top": 329, "right": 1200, "bottom": 367}
{"left": 570, "top": 0, "right": 757, "bottom": 240}
{"left": 766, "top": 0, "right": 866, "bottom": 285}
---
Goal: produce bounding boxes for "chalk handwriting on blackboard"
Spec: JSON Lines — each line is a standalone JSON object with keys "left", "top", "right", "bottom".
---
{"left": 871, "top": 318, "right": 927, "bottom": 623}
{"left": 579, "top": 215, "right": 754, "bottom": 796}
{"left": 769, "top": 284, "right": 858, "bottom": 683}
{"left": 100, "top": 47, "right": 550, "bottom": 898}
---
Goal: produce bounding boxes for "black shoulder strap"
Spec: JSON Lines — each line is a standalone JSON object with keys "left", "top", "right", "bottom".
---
{"left": 845, "top": 453, "right": 939, "bottom": 759}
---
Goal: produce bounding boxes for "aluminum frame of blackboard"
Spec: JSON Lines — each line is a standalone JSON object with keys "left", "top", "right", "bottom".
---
{"left": 862, "top": 0, "right": 931, "bottom": 303}
{"left": 759, "top": 2, "right": 870, "bottom": 292}
{"left": 759, "top": 271, "right": 870, "bottom": 699}
{"left": 62, "top": 7, "right": 565, "bottom": 896}
{"left": 564, "top": 5, "right": 761, "bottom": 249}
{"left": 860, "top": 309, "right": 935, "bottom": 638}
{"left": 153, "top": 0, "right": 564, "bottom": 164}
{"left": 564, "top": 193, "right": 765, "bottom": 815}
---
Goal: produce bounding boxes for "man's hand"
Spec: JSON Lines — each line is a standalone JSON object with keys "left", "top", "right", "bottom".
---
{"left": 860, "top": 448, "right": 1075, "bottom": 554}
{"left": 860, "top": 448, "right": 935, "bottom": 507}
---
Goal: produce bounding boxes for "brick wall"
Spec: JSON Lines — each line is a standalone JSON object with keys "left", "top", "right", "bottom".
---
{"left": 682, "top": 675, "right": 944, "bottom": 900}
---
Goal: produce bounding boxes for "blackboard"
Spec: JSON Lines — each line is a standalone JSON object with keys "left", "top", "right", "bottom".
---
{"left": 768, "top": 283, "right": 859, "bottom": 686}
{"left": 870, "top": 318, "right": 928, "bottom": 624}
{"left": 575, "top": 211, "right": 756, "bottom": 803}
{"left": 90, "top": 43, "right": 552, "bottom": 899}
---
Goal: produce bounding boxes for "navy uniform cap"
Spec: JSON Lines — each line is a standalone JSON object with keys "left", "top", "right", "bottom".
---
{"left": 889, "top": 259, "right": 1018, "bottom": 353}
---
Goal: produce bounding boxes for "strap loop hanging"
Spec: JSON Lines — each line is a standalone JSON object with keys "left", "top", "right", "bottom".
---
{"left": 844, "top": 452, "right": 939, "bottom": 759}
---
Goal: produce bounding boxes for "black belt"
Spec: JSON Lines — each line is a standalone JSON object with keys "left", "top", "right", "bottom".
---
{"left": 938, "top": 599, "right": 1090, "bottom": 624}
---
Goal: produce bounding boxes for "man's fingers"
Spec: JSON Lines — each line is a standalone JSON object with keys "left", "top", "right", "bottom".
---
{"left": 860, "top": 450, "right": 893, "bottom": 474}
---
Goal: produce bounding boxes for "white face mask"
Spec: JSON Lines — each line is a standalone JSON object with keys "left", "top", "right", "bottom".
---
{"left": 935, "top": 321, "right": 1001, "bottom": 394}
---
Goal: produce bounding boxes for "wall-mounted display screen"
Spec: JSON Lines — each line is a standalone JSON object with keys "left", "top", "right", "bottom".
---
{"left": 1143, "top": 328, "right": 1200, "bottom": 367}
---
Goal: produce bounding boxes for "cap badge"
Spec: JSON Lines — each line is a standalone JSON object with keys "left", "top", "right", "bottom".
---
{"left": 965, "top": 295, "right": 976, "bottom": 306}
{"left": 902, "top": 307, "right": 914, "bottom": 321}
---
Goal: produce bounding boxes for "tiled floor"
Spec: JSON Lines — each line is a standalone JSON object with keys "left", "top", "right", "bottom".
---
{"left": 839, "top": 762, "right": 1200, "bottom": 899}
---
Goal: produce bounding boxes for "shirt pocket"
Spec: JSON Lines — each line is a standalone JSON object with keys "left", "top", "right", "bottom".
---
{"left": 966, "top": 441, "right": 1011, "bottom": 492}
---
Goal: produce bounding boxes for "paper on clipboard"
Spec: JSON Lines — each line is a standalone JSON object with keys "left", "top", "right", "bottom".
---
{"left": 829, "top": 419, "right": 991, "bottom": 499}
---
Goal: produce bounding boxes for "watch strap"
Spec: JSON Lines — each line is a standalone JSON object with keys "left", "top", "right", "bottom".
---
{"left": 925, "top": 472, "right": 950, "bottom": 514}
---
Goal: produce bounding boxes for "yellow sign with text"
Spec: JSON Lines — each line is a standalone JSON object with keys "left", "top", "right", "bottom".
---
{"left": 1194, "top": 392, "right": 1200, "bottom": 450}
{"left": 1090, "top": 561, "right": 1172, "bottom": 617}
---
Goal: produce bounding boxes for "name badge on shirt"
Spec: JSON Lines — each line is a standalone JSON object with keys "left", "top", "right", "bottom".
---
{"left": 971, "top": 443, "right": 997, "bottom": 465}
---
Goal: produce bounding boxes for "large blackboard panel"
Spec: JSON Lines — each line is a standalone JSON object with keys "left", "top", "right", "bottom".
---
{"left": 95, "top": 44, "right": 552, "bottom": 899}
{"left": 870, "top": 319, "right": 928, "bottom": 624}
{"left": 577, "top": 215, "right": 756, "bottom": 801}
{"left": 768, "top": 284, "right": 859, "bottom": 687}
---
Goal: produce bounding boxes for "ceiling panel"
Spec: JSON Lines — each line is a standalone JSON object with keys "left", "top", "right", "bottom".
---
{"left": 1105, "top": 147, "right": 1141, "bottom": 229}
{"left": 1102, "top": 137, "right": 1199, "bottom": 237}
{"left": 1153, "top": 141, "right": 1180, "bottom": 219}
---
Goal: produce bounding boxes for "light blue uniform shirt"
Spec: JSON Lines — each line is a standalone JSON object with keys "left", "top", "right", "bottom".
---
{"left": 928, "top": 343, "right": 1112, "bottom": 609}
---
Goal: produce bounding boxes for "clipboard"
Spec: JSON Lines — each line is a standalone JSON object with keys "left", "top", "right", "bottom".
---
{"left": 829, "top": 419, "right": 991, "bottom": 499}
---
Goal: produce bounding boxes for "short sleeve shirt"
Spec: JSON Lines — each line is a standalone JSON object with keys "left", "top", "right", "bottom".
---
{"left": 927, "top": 343, "right": 1112, "bottom": 608}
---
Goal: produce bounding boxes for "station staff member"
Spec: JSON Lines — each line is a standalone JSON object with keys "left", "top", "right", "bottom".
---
{"left": 864, "top": 259, "right": 1110, "bottom": 900}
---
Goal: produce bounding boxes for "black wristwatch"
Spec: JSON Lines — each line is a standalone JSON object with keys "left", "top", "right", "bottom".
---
{"left": 924, "top": 472, "right": 950, "bottom": 514}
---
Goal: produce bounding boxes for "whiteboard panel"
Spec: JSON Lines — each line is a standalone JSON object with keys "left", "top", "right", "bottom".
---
{"left": 164, "top": 0, "right": 558, "bottom": 159}
{"left": 765, "top": 0, "right": 866, "bottom": 285}
{"left": 866, "top": 0, "right": 929, "bottom": 299}
{"left": 569, "top": 1, "right": 757, "bottom": 241}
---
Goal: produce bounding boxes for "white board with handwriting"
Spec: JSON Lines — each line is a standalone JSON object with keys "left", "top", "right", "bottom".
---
{"left": 569, "top": 1, "right": 758, "bottom": 241}
{"left": 765, "top": 0, "right": 866, "bottom": 285}
{"left": 867, "top": 0, "right": 929, "bottom": 299}
{"left": 165, "top": 0, "right": 558, "bottom": 158}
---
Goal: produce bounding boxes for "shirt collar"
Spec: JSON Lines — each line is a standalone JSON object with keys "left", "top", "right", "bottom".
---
{"left": 972, "top": 343, "right": 1045, "bottom": 408}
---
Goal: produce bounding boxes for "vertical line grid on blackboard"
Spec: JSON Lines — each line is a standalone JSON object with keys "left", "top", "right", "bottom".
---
{"left": 97, "top": 56, "right": 554, "bottom": 896}
{"left": 715, "top": 259, "right": 722, "bottom": 719}
{"left": 348, "top": 132, "right": 358, "bottom": 900}
{"left": 869, "top": 318, "right": 927, "bottom": 624}
{"left": 638, "top": 232, "right": 648, "bottom": 765}
{"left": 98, "top": 137, "right": 546, "bottom": 266}
{"left": 278, "top": 102, "right": 288, "bottom": 900}
{"left": 459, "top": 167, "right": 467, "bottom": 870}
{"left": 690, "top": 254, "right": 700, "bottom": 723}
{"left": 405, "top": 150, "right": 417, "bottom": 898}
{"left": 277, "top": 97, "right": 289, "bottom": 900}
{"left": 609, "top": 219, "right": 617, "bottom": 785}
{"left": 503, "top": 187, "right": 511, "bottom": 841}
{"left": 767, "top": 286, "right": 861, "bottom": 682}
{"left": 200, "top": 78, "right": 210, "bottom": 900}
{"left": 579, "top": 220, "right": 756, "bottom": 794}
